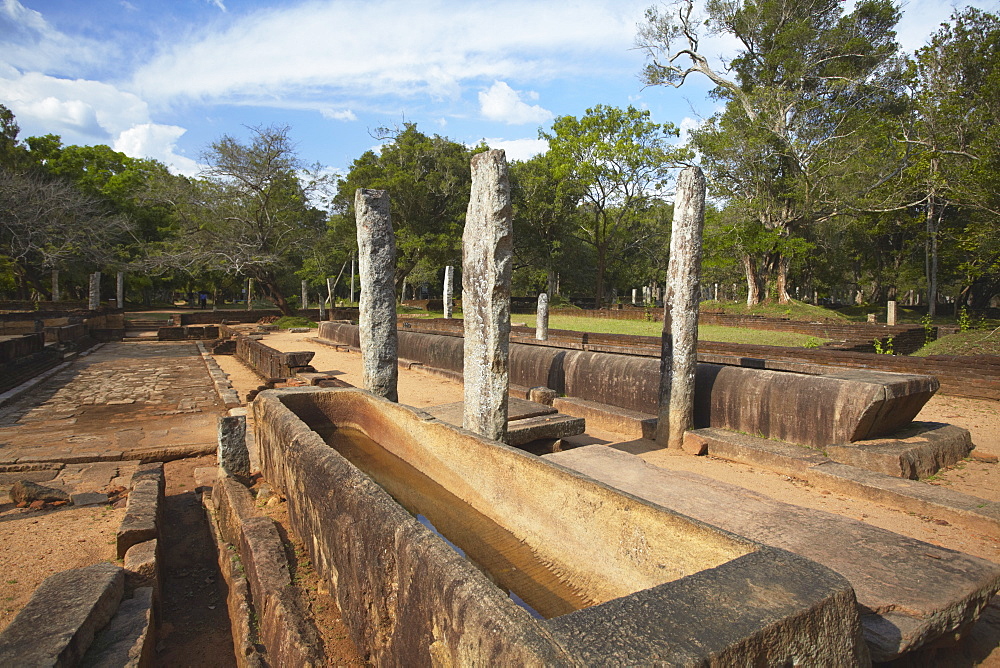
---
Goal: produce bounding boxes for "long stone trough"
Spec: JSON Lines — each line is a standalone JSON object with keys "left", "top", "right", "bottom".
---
{"left": 253, "top": 387, "right": 870, "bottom": 665}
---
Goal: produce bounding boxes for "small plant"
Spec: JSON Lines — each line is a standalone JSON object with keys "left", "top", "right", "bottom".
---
{"left": 802, "top": 336, "right": 821, "bottom": 349}
{"left": 873, "top": 336, "right": 894, "bottom": 355}
{"left": 921, "top": 313, "right": 935, "bottom": 345}
{"left": 958, "top": 307, "right": 972, "bottom": 332}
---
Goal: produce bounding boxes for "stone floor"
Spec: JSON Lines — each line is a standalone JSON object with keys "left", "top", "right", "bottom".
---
{"left": 0, "top": 342, "right": 224, "bottom": 465}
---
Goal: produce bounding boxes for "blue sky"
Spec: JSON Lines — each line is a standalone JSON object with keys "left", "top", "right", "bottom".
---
{"left": 3, "top": 0, "right": 998, "bottom": 180}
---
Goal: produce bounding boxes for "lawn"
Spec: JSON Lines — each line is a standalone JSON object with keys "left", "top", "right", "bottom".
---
{"left": 912, "top": 328, "right": 1000, "bottom": 357}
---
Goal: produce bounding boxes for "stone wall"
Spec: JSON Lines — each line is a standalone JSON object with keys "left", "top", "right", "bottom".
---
{"left": 175, "top": 308, "right": 358, "bottom": 326}
{"left": 318, "top": 322, "right": 938, "bottom": 447}
{"left": 234, "top": 334, "right": 315, "bottom": 380}
{"left": 252, "top": 387, "right": 868, "bottom": 666}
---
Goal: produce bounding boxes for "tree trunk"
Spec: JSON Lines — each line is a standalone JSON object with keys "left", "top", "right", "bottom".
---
{"left": 594, "top": 244, "right": 607, "bottom": 309}
{"left": 742, "top": 254, "right": 762, "bottom": 306}
{"left": 546, "top": 269, "right": 558, "bottom": 299}
{"left": 775, "top": 254, "right": 791, "bottom": 304}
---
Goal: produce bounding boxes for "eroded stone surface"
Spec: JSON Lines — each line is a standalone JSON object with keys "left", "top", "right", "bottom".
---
{"left": 536, "top": 292, "right": 549, "bottom": 341}
{"left": 217, "top": 414, "right": 249, "bottom": 483}
{"left": 355, "top": 188, "right": 398, "bottom": 402}
{"left": 462, "top": 149, "right": 512, "bottom": 442}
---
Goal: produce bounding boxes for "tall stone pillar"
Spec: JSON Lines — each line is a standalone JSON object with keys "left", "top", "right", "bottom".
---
{"left": 246, "top": 278, "right": 253, "bottom": 311}
{"left": 887, "top": 300, "right": 897, "bottom": 326}
{"left": 443, "top": 265, "right": 454, "bottom": 319}
{"left": 656, "top": 166, "right": 706, "bottom": 449}
{"left": 350, "top": 254, "right": 355, "bottom": 304}
{"left": 355, "top": 189, "right": 398, "bottom": 402}
{"left": 301, "top": 280, "right": 309, "bottom": 310}
{"left": 88, "top": 272, "right": 101, "bottom": 311}
{"left": 536, "top": 292, "right": 549, "bottom": 341}
{"left": 51, "top": 269, "right": 60, "bottom": 302}
{"left": 318, "top": 297, "right": 326, "bottom": 320}
{"left": 632, "top": 288, "right": 637, "bottom": 305}
{"left": 462, "top": 149, "right": 512, "bottom": 443}
{"left": 116, "top": 272, "right": 125, "bottom": 309}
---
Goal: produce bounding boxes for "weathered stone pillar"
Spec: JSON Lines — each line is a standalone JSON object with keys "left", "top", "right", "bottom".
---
{"left": 536, "top": 292, "right": 549, "bottom": 341}
{"left": 300, "top": 280, "right": 309, "bottom": 310}
{"left": 462, "top": 149, "right": 512, "bottom": 443}
{"left": 887, "top": 300, "right": 897, "bottom": 326}
{"left": 350, "top": 254, "right": 356, "bottom": 304}
{"left": 246, "top": 278, "right": 253, "bottom": 311}
{"left": 355, "top": 188, "right": 398, "bottom": 402}
{"left": 443, "top": 265, "right": 454, "bottom": 319}
{"left": 88, "top": 272, "right": 101, "bottom": 311}
{"left": 51, "top": 269, "right": 59, "bottom": 302}
{"left": 318, "top": 297, "right": 326, "bottom": 320}
{"left": 656, "top": 166, "right": 706, "bottom": 450}
{"left": 217, "top": 414, "right": 250, "bottom": 484}
{"left": 116, "top": 272, "right": 124, "bottom": 309}
{"left": 632, "top": 288, "right": 637, "bottom": 305}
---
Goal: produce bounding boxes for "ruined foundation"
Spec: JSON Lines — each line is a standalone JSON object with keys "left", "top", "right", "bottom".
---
{"left": 253, "top": 387, "right": 869, "bottom": 665}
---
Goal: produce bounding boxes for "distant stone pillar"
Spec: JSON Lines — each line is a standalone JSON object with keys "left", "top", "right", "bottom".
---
{"left": 462, "top": 149, "right": 512, "bottom": 443}
{"left": 318, "top": 298, "right": 326, "bottom": 321}
{"left": 443, "top": 265, "right": 454, "bottom": 319}
{"left": 217, "top": 414, "right": 250, "bottom": 484}
{"left": 51, "top": 269, "right": 60, "bottom": 302}
{"left": 116, "top": 272, "right": 124, "bottom": 309}
{"left": 713, "top": 283, "right": 718, "bottom": 301}
{"left": 536, "top": 293, "right": 549, "bottom": 341}
{"left": 632, "top": 288, "right": 637, "bottom": 305}
{"left": 88, "top": 272, "right": 101, "bottom": 311}
{"left": 656, "top": 166, "right": 706, "bottom": 450}
{"left": 887, "top": 300, "right": 897, "bottom": 326}
{"left": 355, "top": 188, "right": 398, "bottom": 402}
{"left": 246, "top": 278, "right": 253, "bottom": 311}
{"left": 326, "top": 277, "right": 334, "bottom": 308}
{"left": 301, "top": 280, "right": 309, "bottom": 310}
{"left": 867, "top": 313, "right": 877, "bottom": 324}
{"left": 350, "top": 254, "right": 356, "bottom": 304}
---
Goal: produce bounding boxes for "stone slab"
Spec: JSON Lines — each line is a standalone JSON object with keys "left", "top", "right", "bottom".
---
{"left": 117, "top": 479, "right": 160, "bottom": 559}
{"left": 506, "top": 413, "right": 586, "bottom": 447}
{"left": 72, "top": 491, "right": 109, "bottom": 506}
{"left": 553, "top": 396, "right": 656, "bottom": 439}
{"left": 82, "top": 586, "right": 155, "bottom": 668}
{"left": 826, "top": 421, "right": 974, "bottom": 479}
{"left": 545, "top": 445, "right": 1000, "bottom": 662}
{"left": 426, "top": 397, "right": 556, "bottom": 426}
{"left": 0, "top": 562, "right": 124, "bottom": 667}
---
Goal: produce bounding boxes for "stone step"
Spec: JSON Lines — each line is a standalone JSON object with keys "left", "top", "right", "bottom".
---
{"left": 544, "top": 444, "right": 1000, "bottom": 663}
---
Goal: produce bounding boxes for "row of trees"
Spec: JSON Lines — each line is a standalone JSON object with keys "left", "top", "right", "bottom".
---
{"left": 1, "top": 3, "right": 997, "bottom": 314}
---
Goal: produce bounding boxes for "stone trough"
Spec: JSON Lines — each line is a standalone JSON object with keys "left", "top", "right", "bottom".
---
{"left": 253, "top": 386, "right": 870, "bottom": 665}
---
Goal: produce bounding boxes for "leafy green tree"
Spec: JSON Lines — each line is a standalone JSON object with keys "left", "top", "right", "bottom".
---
{"left": 334, "top": 124, "right": 474, "bottom": 298}
{"left": 541, "top": 104, "right": 688, "bottom": 307}
{"left": 638, "top": 0, "right": 904, "bottom": 304}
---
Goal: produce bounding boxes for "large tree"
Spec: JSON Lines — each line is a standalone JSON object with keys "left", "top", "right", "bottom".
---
{"left": 638, "top": 0, "right": 904, "bottom": 304}
{"left": 541, "top": 104, "right": 688, "bottom": 307}
{"left": 333, "top": 124, "right": 474, "bottom": 297}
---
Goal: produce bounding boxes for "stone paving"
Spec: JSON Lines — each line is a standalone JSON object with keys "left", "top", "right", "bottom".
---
{"left": 0, "top": 341, "right": 224, "bottom": 467}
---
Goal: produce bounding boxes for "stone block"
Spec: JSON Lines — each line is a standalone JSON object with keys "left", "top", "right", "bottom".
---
{"left": 82, "top": 586, "right": 155, "bottom": 668}
{"left": 156, "top": 327, "right": 185, "bottom": 341}
{"left": 117, "top": 479, "right": 160, "bottom": 559}
{"left": 124, "top": 539, "right": 159, "bottom": 600}
{"left": 217, "top": 414, "right": 250, "bottom": 483}
{"left": 0, "top": 562, "right": 124, "bottom": 667}
{"left": 72, "top": 491, "right": 109, "bottom": 507}
{"left": 825, "top": 422, "right": 974, "bottom": 479}
{"left": 10, "top": 479, "right": 70, "bottom": 504}
{"left": 528, "top": 386, "right": 557, "bottom": 405}
{"left": 681, "top": 430, "right": 708, "bottom": 455}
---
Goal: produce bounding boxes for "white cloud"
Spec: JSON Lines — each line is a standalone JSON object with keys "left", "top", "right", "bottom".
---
{"left": 480, "top": 137, "right": 549, "bottom": 163}
{"left": 206, "top": 0, "right": 227, "bottom": 11}
{"left": 114, "top": 123, "right": 201, "bottom": 175}
{"left": 478, "top": 81, "right": 553, "bottom": 125}
{"left": 129, "top": 0, "right": 650, "bottom": 108}
{"left": 0, "top": 0, "right": 111, "bottom": 75}
{"left": 320, "top": 108, "right": 357, "bottom": 122}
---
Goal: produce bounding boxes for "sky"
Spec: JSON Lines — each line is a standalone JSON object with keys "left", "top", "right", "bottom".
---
{"left": 2, "top": 0, "right": 998, "bottom": 181}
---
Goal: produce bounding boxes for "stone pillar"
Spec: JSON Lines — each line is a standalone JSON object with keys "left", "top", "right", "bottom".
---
{"left": 51, "top": 269, "right": 59, "bottom": 302}
{"left": 355, "top": 188, "right": 398, "bottom": 402}
{"left": 246, "top": 278, "right": 253, "bottom": 311}
{"left": 116, "top": 272, "right": 124, "bottom": 309}
{"left": 217, "top": 414, "right": 250, "bottom": 484}
{"left": 88, "top": 272, "right": 101, "bottom": 311}
{"left": 887, "top": 300, "right": 897, "bottom": 326}
{"left": 632, "top": 288, "right": 637, "bottom": 305}
{"left": 656, "top": 166, "right": 706, "bottom": 450}
{"left": 326, "top": 277, "right": 334, "bottom": 308}
{"left": 714, "top": 283, "right": 718, "bottom": 301}
{"left": 301, "top": 280, "right": 309, "bottom": 310}
{"left": 318, "top": 297, "right": 326, "bottom": 321}
{"left": 462, "top": 149, "right": 512, "bottom": 443}
{"left": 443, "top": 265, "right": 454, "bottom": 319}
{"left": 536, "top": 292, "right": 549, "bottom": 341}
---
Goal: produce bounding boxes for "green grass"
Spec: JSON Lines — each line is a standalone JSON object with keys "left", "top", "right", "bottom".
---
{"left": 699, "top": 299, "right": 848, "bottom": 322}
{"left": 272, "top": 315, "right": 318, "bottom": 329}
{"left": 510, "top": 313, "right": 828, "bottom": 347}
{"left": 912, "top": 328, "right": 1000, "bottom": 357}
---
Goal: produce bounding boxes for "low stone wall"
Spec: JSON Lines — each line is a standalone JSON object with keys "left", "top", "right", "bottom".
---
{"left": 157, "top": 325, "right": 220, "bottom": 341}
{"left": 318, "top": 322, "right": 937, "bottom": 447}
{"left": 235, "top": 334, "right": 315, "bottom": 380}
{"left": 0, "top": 463, "right": 164, "bottom": 667}
{"left": 252, "top": 387, "right": 868, "bottom": 666}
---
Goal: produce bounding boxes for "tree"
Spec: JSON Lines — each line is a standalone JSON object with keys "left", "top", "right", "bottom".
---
{"left": 509, "top": 152, "right": 584, "bottom": 296}
{"left": 155, "top": 125, "right": 329, "bottom": 315}
{"left": 541, "top": 104, "right": 688, "bottom": 307}
{"left": 638, "top": 0, "right": 904, "bottom": 304}
{"left": 334, "top": 124, "right": 474, "bottom": 297}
